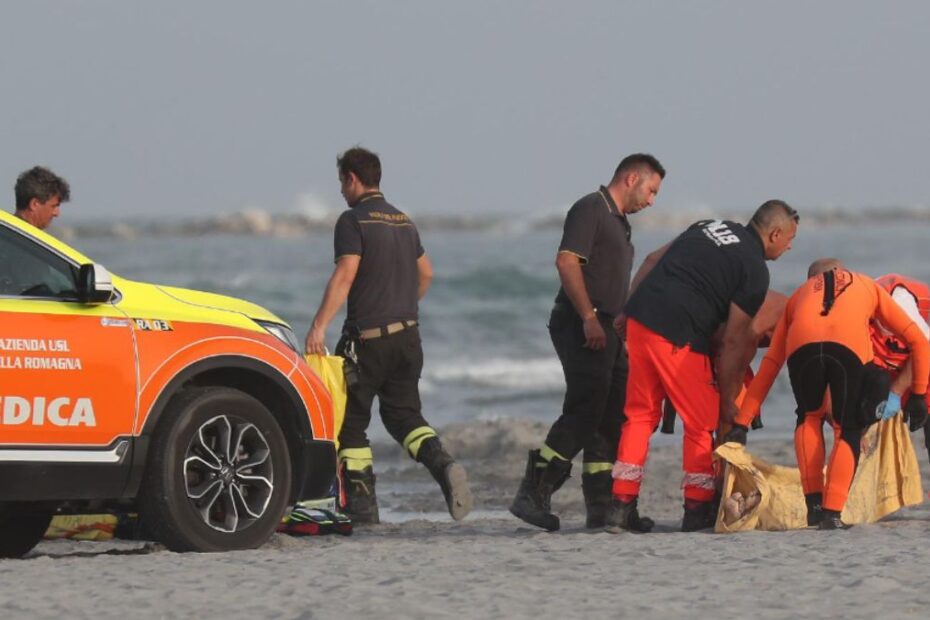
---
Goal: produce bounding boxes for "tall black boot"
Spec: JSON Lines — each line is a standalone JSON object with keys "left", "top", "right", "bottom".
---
{"left": 805, "top": 492, "right": 824, "bottom": 527}
{"left": 581, "top": 471, "right": 613, "bottom": 529}
{"left": 343, "top": 465, "right": 380, "bottom": 525}
{"left": 818, "top": 509, "right": 848, "bottom": 530}
{"left": 681, "top": 500, "right": 716, "bottom": 532}
{"left": 924, "top": 423, "right": 930, "bottom": 467}
{"left": 416, "top": 437, "right": 473, "bottom": 520}
{"left": 604, "top": 496, "right": 654, "bottom": 534}
{"left": 509, "top": 449, "right": 572, "bottom": 531}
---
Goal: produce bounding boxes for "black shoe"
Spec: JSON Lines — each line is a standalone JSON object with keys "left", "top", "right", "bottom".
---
{"left": 805, "top": 493, "right": 824, "bottom": 527}
{"left": 818, "top": 509, "right": 848, "bottom": 530}
{"left": 681, "top": 501, "right": 716, "bottom": 532}
{"left": 416, "top": 437, "right": 473, "bottom": 520}
{"left": 604, "top": 496, "right": 655, "bottom": 534}
{"left": 509, "top": 449, "right": 571, "bottom": 531}
{"left": 582, "top": 471, "right": 612, "bottom": 529}
{"left": 343, "top": 465, "right": 380, "bottom": 525}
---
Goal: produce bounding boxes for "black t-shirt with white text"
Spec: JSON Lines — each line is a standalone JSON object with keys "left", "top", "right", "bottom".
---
{"left": 624, "top": 219, "right": 769, "bottom": 353}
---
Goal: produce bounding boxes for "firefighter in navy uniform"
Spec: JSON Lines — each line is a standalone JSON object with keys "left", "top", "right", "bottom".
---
{"left": 305, "top": 147, "right": 472, "bottom": 524}
{"left": 509, "top": 154, "right": 665, "bottom": 531}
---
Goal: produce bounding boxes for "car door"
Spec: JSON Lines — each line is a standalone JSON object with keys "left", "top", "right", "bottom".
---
{"left": 0, "top": 222, "right": 137, "bottom": 452}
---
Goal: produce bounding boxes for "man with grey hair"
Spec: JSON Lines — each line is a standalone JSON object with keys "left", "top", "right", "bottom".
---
{"left": 14, "top": 166, "right": 71, "bottom": 230}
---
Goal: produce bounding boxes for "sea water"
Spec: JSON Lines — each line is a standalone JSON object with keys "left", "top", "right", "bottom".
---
{"left": 78, "top": 221, "right": 930, "bottom": 442}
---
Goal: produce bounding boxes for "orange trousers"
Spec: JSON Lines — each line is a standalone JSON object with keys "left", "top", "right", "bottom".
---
{"left": 613, "top": 319, "right": 719, "bottom": 502}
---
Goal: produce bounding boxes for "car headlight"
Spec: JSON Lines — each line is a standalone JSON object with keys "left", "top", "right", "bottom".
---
{"left": 256, "top": 320, "right": 301, "bottom": 352}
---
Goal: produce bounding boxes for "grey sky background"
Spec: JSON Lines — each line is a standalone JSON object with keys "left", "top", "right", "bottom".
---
{"left": 2, "top": 1, "right": 929, "bottom": 220}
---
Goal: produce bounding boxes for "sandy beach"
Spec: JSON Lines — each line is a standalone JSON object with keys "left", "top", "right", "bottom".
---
{"left": 4, "top": 419, "right": 930, "bottom": 619}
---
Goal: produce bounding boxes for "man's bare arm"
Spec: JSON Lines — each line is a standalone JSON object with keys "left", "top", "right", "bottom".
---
{"left": 717, "top": 302, "right": 760, "bottom": 423}
{"left": 555, "top": 251, "right": 605, "bottom": 350}
{"left": 613, "top": 242, "right": 672, "bottom": 338}
{"left": 628, "top": 242, "right": 671, "bottom": 300}
{"left": 417, "top": 254, "right": 433, "bottom": 300}
{"left": 891, "top": 359, "right": 913, "bottom": 395}
{"left": 305, "top": 255, "right": 361, "bottom": 354}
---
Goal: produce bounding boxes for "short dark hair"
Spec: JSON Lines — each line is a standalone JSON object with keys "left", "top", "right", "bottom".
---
{"left": 337, "top": 147, "right": 382, "bottom": 188}
{"left": 613, "top": 153, "right": 666, "bottom": 180}
{"left": 15, "top": 166, "right": 70, "bottom": 211}
{"left": 750, "top": 199, "right": 799, "bottom": 230}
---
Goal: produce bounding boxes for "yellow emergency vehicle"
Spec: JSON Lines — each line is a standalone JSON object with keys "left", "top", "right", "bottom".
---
{"left": 0, "top": 210, "right": 335, "bottom": 556}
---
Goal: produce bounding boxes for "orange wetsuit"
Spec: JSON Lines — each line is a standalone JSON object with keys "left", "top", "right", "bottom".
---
{"left": 736, "top": 269, "right": 930, "bottom": 512}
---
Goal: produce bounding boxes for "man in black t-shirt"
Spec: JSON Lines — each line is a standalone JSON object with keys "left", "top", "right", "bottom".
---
{"left": 606, "top": 200, "right": 798, "bottom": 533}
{"left": 510, "top": 154, "right": 665, "bottom": 532}
{"left": 302, "top": 147, "right": 472, "bottom": 525}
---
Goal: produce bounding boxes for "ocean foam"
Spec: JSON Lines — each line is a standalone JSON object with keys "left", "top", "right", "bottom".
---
{"left": 425, "top": 357, "right": 563, "bottom": 390}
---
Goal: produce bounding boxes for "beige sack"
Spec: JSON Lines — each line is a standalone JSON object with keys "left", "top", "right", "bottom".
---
{"left": 714, "top": 414, "right": 923, "bottom": 533}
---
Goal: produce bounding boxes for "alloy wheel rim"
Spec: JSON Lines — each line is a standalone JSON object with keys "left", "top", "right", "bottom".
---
{"left": 183, "top": 414, "right": 274, "bottom": 533}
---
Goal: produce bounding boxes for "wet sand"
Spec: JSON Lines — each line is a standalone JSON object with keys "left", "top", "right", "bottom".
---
{"left": 4, "top": 419, "right": 930, "bottom": 619}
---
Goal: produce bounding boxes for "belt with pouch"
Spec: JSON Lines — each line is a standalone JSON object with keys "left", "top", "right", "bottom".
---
{"left": 356, "top": 320, "right": 418, "bottom": 341}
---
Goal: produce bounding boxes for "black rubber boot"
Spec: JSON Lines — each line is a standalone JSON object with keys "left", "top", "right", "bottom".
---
{"left": 805, "top": 493, "right": 824, "bottom": 527}
{"left": 924, "top": 423, "right": 930, "bottom": 467}
{"left": 818, "top": 509, "right": 848, "bottom": 530}
{"left": 416, "top": 437, "right": 473, "bottom": 520}
{"left": 343, "top": 466, "right": 380, "bottom": 525}
{"left": 604, "top": 496, "right": 655, "bottom": 534}
{"left": 582, "top": 471, "right": 612, "bottom": 529}
{"left": 509, "top": 449, "right": 572, "bottom": 531}
{"left": 681, "top": 500, "right": 716, "bottom": 532}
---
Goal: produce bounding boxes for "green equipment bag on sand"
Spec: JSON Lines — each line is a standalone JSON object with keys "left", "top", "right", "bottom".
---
{"left": 715, "top": 414, "right": 924, "bottom": 532}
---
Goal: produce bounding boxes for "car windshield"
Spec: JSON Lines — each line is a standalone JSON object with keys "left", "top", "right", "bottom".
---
{"left": 0, "top": 223, "right": 79, "bottom": 299}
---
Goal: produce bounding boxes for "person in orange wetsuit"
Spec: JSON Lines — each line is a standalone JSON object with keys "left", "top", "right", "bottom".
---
{"left": 792, "top": 271, "right": 930, "bottom": 523}
{"left": 727, "top": 258, "right": 930, "bottom": 529}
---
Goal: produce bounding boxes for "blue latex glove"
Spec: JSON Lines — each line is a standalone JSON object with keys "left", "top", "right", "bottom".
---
{"left": 882, "top": 392, "right": 902, "bottom": 420}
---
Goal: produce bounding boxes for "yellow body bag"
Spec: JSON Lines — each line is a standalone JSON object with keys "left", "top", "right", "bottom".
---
{"left": 304, "top": 353, "right": 347, "bottom": 448}
{"left": 715, "top": 414, "right": 923, "bottom": 532}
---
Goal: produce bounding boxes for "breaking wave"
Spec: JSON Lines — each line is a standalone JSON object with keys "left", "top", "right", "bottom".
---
{"left": 54, "top": 204, "right": 930, "bottom": 240}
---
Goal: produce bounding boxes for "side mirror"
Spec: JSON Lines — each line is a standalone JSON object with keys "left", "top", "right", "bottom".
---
{"left": 77, "top": 263, "right": 114, "bottom": 304}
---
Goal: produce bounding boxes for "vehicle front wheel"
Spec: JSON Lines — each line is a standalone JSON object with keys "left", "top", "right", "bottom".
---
{"left": 140, "top": 387, "right": 292, "bottom": 552}
{"left": 0, "top": 502, "right": 55, "bottom": 558}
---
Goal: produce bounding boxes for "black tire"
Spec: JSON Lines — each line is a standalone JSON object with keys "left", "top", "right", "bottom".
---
{"left": 139, "top": 387, "right": 292, "bottom": 552}
{"left": 0, "top": 502, "right": 55, "bottom": 558}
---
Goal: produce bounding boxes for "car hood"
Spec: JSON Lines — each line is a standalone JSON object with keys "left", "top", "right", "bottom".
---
{"left": 152, "top": 284, "right": 284, "bottom": 324}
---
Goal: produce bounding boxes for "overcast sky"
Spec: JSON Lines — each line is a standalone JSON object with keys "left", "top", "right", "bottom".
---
{"left": 2, "top": 1, "right": 929, "bottom": 219}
